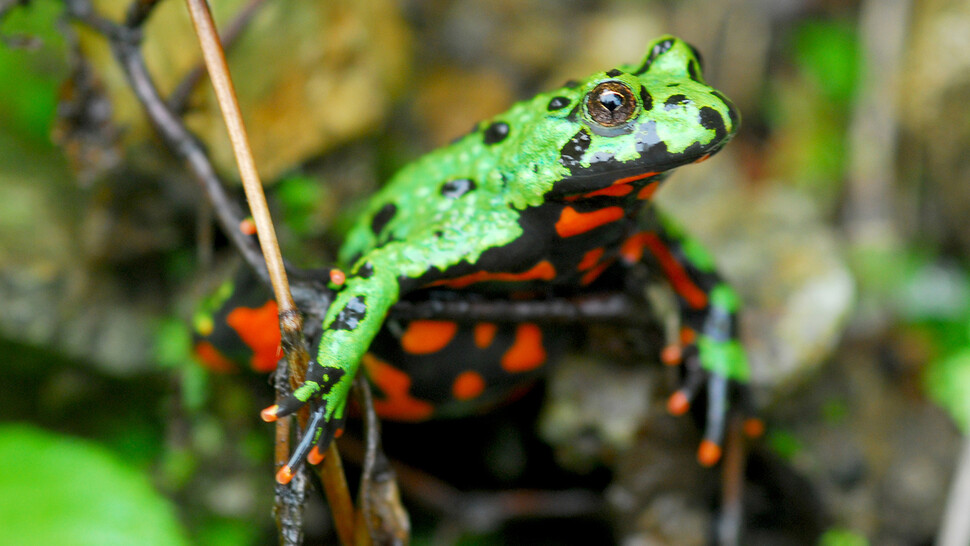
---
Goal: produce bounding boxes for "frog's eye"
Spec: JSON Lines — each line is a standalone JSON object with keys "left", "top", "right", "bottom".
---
{"left": 586, "top": 81, "right": 637, "bottom": 127}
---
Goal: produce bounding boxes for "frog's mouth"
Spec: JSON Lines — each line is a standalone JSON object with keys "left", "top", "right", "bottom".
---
{"left": 549, "top": 130, "right": 727, "bottom": 200}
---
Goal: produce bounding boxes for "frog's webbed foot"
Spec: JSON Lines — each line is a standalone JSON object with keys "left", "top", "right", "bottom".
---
{"left": 260, "top": 365, "right": 349, "bottom": 484}
{"left": 662, "top": 338, "right": 761, "bottom": 466}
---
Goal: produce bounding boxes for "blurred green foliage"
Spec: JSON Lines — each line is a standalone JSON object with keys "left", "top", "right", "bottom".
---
{"left": 0, "top": 1, "right": 66, "bottom": 146}
{"left": 767, "top": 19, "right": 859, "bottom": 206}
{"left": 0, "top": 424, "right": 188, "bottom": 546}
{"left": 818, "top": 528, "right": 870, "bottom": 546}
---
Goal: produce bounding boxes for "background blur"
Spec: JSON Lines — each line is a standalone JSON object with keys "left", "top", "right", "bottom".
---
{"left": 1, "top": 0, "right": 968, "bottom": 544}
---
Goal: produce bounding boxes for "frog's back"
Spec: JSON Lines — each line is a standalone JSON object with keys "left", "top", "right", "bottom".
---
{"left": 338, "top": 35, "right": 739, "bottom": 281}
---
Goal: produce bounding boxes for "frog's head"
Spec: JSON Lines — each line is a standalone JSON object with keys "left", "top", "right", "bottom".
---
{"left": 532, "top": 35, "right": 740, "bottom": 198}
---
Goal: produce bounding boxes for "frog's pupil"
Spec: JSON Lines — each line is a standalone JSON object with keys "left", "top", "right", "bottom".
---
{"left": 599, "top": 90, "right": 624, "bottom": 111}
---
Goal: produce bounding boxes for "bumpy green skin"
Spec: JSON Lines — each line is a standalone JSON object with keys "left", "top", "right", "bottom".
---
{"left": 278, "top": 36, "right": 745, "bottom": 435}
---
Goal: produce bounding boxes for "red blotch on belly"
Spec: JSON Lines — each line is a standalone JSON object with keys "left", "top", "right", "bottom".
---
{"left": 401, "top": 320, "right": 458, "bottom": 354}
{"left": 501, "top": 323, "right": 547, "bottom": 373}
{"left": 226, "top": 300, "right": 281, "bottom": 373}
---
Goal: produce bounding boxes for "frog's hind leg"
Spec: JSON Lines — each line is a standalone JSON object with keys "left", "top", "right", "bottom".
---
{"left": 620, "top": 209, "right": 757, "bottom": 466}
{"left": 364, "top": 318, "right": 558, "bottom": 421}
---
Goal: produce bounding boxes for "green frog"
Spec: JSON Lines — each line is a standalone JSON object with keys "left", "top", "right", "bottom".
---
{"left": 195, "top": 35, "right": 751, "bottom": 484}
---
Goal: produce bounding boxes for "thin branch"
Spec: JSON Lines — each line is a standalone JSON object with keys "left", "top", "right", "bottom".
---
{"left": 937, "top": 435, "right": 970, "bottom": 546}
{"left": 272, "top": 364, "right": 306, "bottom": 546}
{"left": 715, "top": 416, "right": 746, "bottom": 546}
{"left": 60, "top": 4, "right": 273, "bottom": 282}
{"left": 317, "top": 442, "right": 355, "bottom": 546}
{"left": 181, "top": 2, "right": 356, "bottom": 545}
{"left": 389, "top": 292, "right": 651, "bottom": 327}
{"left": 182, "top": 0, "right": 290, "bottom": 314}
{"left": 353, "top": 376, "right": 409, "bottom": 544}
{"left": 168, "top": 0, "right": 268, "bottom": 115}
{"left": 123, "top": 0, "right": 162, "bottom": 28}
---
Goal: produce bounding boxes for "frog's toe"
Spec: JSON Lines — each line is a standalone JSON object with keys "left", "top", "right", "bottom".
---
{"left": 260, "top": 392, "right": 308, "bottom": 422}
{"left": 697, "top": 373, "right": 728, "bottom": 466}
{"left": 276, "top": 401, "right": 345, "bottom": 484}
{"left": 663, "top": 346, "right": 737, "bottom": 467}
{"left": 307, "top": 411, "right": 347, "bottom": 466}
{"left": 736, "top": 384, "right": 765, "bottom": 439}
{"left": 665, "top": 345, "right": 705, "bottom": 416}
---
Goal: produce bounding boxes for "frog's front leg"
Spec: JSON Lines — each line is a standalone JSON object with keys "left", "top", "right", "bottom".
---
{"left": 620, "top": 210, "right": 753, "bottom": 466}
{"left": 261, "top": 256, "right": 402, "bottom": 484}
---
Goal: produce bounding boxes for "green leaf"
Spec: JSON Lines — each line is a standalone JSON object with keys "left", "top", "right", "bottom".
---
{"left": 925, "top": 348, "right": 970, "bottom": 433}
{"left": 792, "top": 20, "right": 859, "bottom": 104}
{"left": 0, "top": 1, "right": 68, "bottom": 146}
{"left": 0, "top": 424, "right": 188, "bottom": 546}
{"left": 818, "top": 528, "right": 869, "bottom": 546}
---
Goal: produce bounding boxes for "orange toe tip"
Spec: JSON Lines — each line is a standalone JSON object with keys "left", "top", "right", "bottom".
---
{"left": 667, "top": 391, "right": 690, "bottom": 416}
{"left": 307, "top": 445, "right": 326, "bottom": 465}
{"left": 260, "top": 405, "right": 279, "bottom": 422}
{"left": 743, "top": 418, "right": 765, "bottom": 438}
{"left": 661, "top": 345, "right": 682, "bottom": 366}
{"left": 239, "top": 218, "right": 257, "bottom": 235}
{"left": 334, "top": 428, "right": 344, "bottom": 439}
{"left": 697, "top": 440, "right": 722, "bottom": 467}
{"left": 329, "top": 269, "right": 346, "bottom": 286}
{"left": 275, "top": 465, "right": 294, "bottom": 485}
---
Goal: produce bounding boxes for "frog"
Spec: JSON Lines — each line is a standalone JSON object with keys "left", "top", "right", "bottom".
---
{"left": 194, "top": 35, "right": 751, "bottom": 485}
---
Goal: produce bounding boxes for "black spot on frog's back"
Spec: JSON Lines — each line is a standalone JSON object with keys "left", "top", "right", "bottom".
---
{"left": 327, "top": 296, "right": 367, "bottom": 331}
{"left": 371, "top": 203, "right": 397, "bottom": 235}
{"left": 440, "top": 178, "right": 476, "bottom": 199}
{"left": 483, "top": 122, "right": 510, "bottom": 145}
{"left": 355, "top": 262, "right": 374, "bottom": 279}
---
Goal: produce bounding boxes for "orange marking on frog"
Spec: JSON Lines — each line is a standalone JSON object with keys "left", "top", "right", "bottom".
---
{"left": 743, "top": 418, "right": 766, "bottom": 438}
{"left": 401, "top": 320, "right": 458, "bottom": 354}
{"left": 474, "top": 322, "right": 498, "bottom": 348}
{"left": 577, "top": 247, "right": 605, "bottom": 271}
{"left": 501, "top": 324, "right": 546, "bottom": 373}
{"left": 667, "top": 391, "right": 690, "bottom": 415}
{"left": 362, "top": 353, "right": 434, "bottom": 421}
{"left": 637, "top": 181, "right": 660, "bottom": 200}
{"left": 697, "top": 440, "right": 722, "bottom": 466}
{"left": 619, "top": 232, "right": 647, "bottom": 263}
{"left": 239, "top": 218, "right": 257, "bottom": 235}
{"left": 661, "top": 345, "right": 683, "bottom": 366}
{"left": 555, "top": 206, "right": 624, "bottom": 238}
{"left": 452, "top": 370, "right": 486, "bottom": 401}
{"left": 194, "top": 341, "right": 237, "bottom": 373}
{"left": 621, "top": 233, "right": 708, "bottom": 309}
{"left": 612, "top": 171, "right": 658, "bottom": 185}
{"left": 680, "top": 327, "right": 697, "bottom": 346}
{"left": 428, "top": 260, "right": 556, "bottom": 289}
{"left": 307, "top": 446, "right": 325, "bottom": 465}
{"left": 580, "top": 260, "right": 614, "bottom": 286}
{"left": 584, "top": 184, "right": 634, "bottom": 198}
{"left": 226, "top": 300, "right": 281, "bottom": 372}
